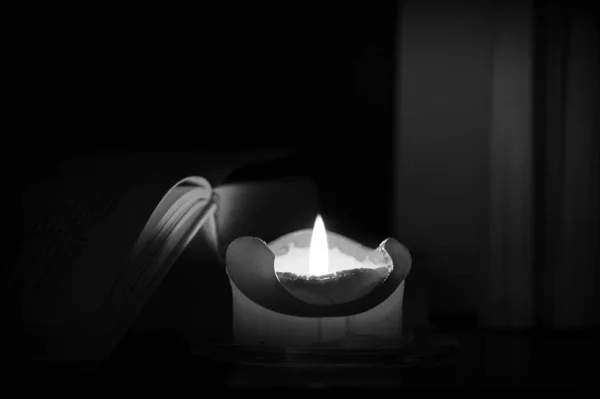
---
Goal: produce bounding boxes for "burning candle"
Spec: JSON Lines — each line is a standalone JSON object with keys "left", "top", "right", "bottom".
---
{"left": 309, "top": 214, "right": 329, "bottom": 276}
{"left": 273, "top": 215, "right": 393, "bottom": 306}
{"left": 225, "top": 215, "right": 412, "bottom": 348}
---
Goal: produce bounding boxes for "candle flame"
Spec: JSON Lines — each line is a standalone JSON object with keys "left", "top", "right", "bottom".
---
{"left": 309, "top": 214, "right": 329, "bottom": 276}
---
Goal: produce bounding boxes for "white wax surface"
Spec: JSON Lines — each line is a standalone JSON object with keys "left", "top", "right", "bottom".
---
{"left": 273, "top": 243, "right": 379, "bottom": 277}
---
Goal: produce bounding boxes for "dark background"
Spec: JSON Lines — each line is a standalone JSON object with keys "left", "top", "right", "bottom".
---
{"left": 6, "top": 3, "right": 600, "bottom": 388}
{"left": 11, "top": 1, "right": 599, "bottom": 327}
{"left": 22, "top": 5, "right": 397, "bottom": 239}
{"left": 11, "top": 1, "right": 600, "bottom": 323}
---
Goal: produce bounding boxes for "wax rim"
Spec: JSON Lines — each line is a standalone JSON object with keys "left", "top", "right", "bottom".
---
{"left": 224, "top": 235, "right": 411, "bottom": 316}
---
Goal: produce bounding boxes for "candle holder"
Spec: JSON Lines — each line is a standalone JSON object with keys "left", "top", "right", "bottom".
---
{"left": 224, "top": 229, "right": 412, "bottom": 349}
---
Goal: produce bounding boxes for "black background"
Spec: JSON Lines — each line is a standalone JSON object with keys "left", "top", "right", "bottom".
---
{"left": 6, "top": 4, "right": 600, "bottom": 388}
{"left": 19, "top": 5, "right": 398, "bottom": 238}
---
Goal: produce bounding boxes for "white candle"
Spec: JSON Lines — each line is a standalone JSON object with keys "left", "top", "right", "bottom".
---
{"left": 225, "top": 215, "right": 412, "bottom": 349}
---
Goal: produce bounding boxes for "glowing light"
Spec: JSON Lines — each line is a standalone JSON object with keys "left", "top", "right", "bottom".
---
{"left": 308, "top": 214, "right": 329, "bottom": 276}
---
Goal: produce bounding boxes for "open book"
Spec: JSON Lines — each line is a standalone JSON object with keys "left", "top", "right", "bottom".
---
{"left": 8, "top": 176, "right": 218, "bottom": 365}
{"left": 5, "top": 150, "right": 324, "bottom": 367}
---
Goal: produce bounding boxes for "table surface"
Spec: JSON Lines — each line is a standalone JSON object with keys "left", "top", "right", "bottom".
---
{"left": 10, "top": 327, "right": 598, "bottom": 390}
